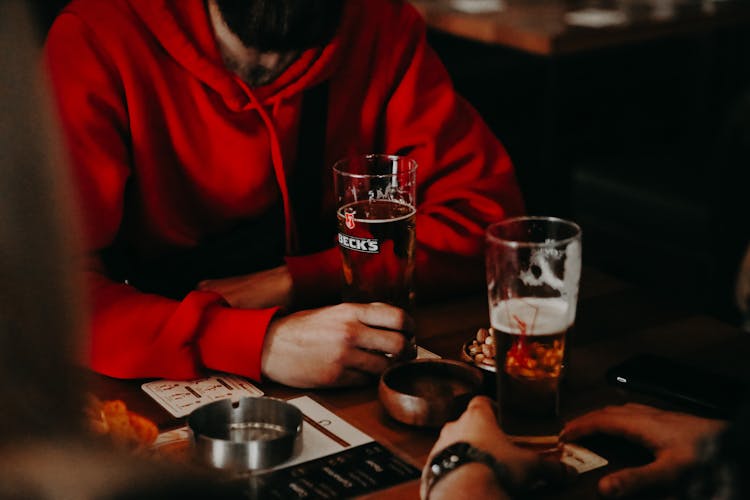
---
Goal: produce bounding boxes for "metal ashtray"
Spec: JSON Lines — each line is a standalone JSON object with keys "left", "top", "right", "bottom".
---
{"left": 379, "top": 359, "right": 483, "bottom": 428}
{"left": 187, "top": 397, "right": 302, "bottom": 471}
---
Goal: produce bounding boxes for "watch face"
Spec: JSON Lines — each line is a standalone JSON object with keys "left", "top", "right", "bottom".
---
{"left": 435, "top": 442, "right": 470, "bottom": 470}
{"left": 423, "top": 442, "right": 473, "bottom": 497}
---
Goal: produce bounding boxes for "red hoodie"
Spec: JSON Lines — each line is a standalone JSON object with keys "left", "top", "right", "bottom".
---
{"left": 44, "top": 0, "right": 524, "bottom": 381}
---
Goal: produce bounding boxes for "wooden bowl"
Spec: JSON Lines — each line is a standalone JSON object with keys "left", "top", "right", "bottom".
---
{"left": 378, "top": 359, "right": 483, "bottom": 428}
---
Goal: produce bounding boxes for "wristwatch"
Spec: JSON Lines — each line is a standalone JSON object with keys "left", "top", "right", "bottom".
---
{"left": 421, "top": 442, "right": 514, "bottom": 499}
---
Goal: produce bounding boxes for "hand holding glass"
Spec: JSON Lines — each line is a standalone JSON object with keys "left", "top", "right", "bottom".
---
{"left": 334, "top": 154, "right": 417, "bottom": 359}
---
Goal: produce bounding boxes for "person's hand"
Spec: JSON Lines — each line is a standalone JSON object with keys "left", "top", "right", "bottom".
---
{"left": 562, "top": 403, "right": 728, "bottom": 498}
{"left": 423, "top": 396, "right": 569, "bottom": 500}
{"left": 260, "top": 302, "right": 412, "bottom": 388}
{"left": 197, "top": 265, "right": 293, "bottom": 310}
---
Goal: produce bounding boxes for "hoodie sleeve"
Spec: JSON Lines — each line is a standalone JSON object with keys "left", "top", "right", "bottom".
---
{"left": 383, "top": 4, "right": 525, "bottom": 298}
{"left": 44, "top": 13, "right": 274, "bottom": 381}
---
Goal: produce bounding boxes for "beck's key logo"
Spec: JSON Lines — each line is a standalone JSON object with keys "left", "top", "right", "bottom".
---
{"left": 338, "top": 233, "right": 380, "bottom": 254}
{"left": 345, "top": 210, "right": 356, "bottom": 230}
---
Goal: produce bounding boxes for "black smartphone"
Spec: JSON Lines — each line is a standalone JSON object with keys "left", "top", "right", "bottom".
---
{"left": 606, "top": 354, "right": 748, "bottom": 418}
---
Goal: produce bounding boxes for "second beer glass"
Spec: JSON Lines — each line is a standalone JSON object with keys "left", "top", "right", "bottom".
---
{"left": 334, "top": 155, "right": 418, "bottom": 359}
{"left": 486, "top": 216, "right": 581, "bottom": 448}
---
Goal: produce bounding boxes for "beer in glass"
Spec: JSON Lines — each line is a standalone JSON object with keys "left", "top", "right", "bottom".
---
{"left": 334, "top": 155, "right": 417, "bottom": 359}
{"left": 485, "top": 217, "right": 581, "bottom": 447}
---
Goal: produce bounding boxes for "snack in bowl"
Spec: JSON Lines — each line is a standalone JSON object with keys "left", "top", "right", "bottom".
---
{"left": 463, "top": 327, "right": 496, "bottom": 371}
{"left": 85, "top": 396, "right": 159, "bottom": 451}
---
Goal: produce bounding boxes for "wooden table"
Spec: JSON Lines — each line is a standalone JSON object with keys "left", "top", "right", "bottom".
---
{"left": 409, "top": 0, "right": 750, "bottom": 55}
{"left": 88, "top": 267, "right": 750, "bottom": 499}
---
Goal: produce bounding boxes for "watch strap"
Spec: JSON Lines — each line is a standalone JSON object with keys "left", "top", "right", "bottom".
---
{"left": 422, "top": 442, "right": 514, "bottom": 499}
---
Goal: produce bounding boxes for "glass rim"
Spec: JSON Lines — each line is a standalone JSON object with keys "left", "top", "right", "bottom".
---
{"left": 486, "top": 216, "right": 582, "bottom": 248}
{"left": 332, "top": 154, "right": 418, "bottom": 179}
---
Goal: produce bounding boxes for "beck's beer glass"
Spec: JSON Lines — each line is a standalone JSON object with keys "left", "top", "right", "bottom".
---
{"left": 486, "top": 216, "right": 581, "bottom": 447}
{"left": 334, "top": 155, "right": 417, "bottom": 359}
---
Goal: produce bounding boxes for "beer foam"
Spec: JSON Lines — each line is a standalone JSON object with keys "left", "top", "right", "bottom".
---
{"left": 490, "top": 297, "right": 570, "bottom": 336}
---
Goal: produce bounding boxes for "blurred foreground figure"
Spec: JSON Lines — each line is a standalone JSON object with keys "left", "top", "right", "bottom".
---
{"left": 0, "top": 0, "right": 85, "bottom": 445}
{"left": 43, "top": 0, "right": 524, "bottom": 387}
{"left": 0, "top": 2, "right": 238, "bottom": 497}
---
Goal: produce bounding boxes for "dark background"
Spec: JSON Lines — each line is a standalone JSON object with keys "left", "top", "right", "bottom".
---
{"left": 428, "top": 24, "right": 750, "bottom": 326}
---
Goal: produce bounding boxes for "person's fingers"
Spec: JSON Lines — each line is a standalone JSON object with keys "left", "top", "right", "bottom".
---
{"left": 447, "top": 397, "right": 500, "bottom": 435}
{"left": 197, "top": 275, "right": 242, "bottom": 291}
{"left": 343, "top": 348, "right": 391, "bottom": 375}
{"left": 356, "top": 302, "right": 415, "bottom": 332}
{"left": 596, "top": 458, "right": 682, "bottom": 499}
{"left": 354, "top": 326, "right": 407, "bottom": 355}
{"left": 462, "top": 396, "right": 499, "bottom": 420}
{"left": 196, "top": 278, "right": 220, "bottom": 290}
{"left": 619, "top": 402, "right": 661, "bottom": 414}
{"left": 466, "top": 395, "right": 495, "bottom": 410}
{"left": 561, "top": 410, "right": 622, "bottom": 441}
{"left": 561, "top": 408, "right": 650, "bottom": 445}
{"left": 196, "top": 278, "right": 244, "bottom": 306}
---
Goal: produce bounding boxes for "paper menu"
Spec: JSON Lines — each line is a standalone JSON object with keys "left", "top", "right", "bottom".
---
{"left": 279, "top": 396, "right": 374, "bottom": 468}
{"left": 150, "top": 397, "right": 420, "bottom": 497}
{"left": 143, "top": 347, "right": 438, "bottom": 420}
{"left": 250, "top": 441, "right": 420, "bottom": 498}
{"left": 142, "top": 375, "right": 263, "bottom": 418}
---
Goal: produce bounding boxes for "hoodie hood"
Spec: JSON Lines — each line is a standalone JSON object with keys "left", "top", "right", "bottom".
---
{"left": 125, "top": 0, "right": 356, "bottom": 253}
{"left": 127, "top": 0, "right": 350, "bottom": 111}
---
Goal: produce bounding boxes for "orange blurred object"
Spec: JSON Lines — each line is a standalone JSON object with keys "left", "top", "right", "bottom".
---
{"left": 86, "top": 396, "right": 158, "bottom": 450}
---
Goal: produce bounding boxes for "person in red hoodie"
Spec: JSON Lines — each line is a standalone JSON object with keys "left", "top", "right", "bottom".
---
{"left": 44, "top": 0, "right": 524, "bottom": 388}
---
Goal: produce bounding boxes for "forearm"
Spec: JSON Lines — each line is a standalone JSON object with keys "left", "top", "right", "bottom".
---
{"left": 428, "top": 463, "right": 509, "bottom": 500}
{"left": 87, "top": 270, "right": 275, "bottom": 380}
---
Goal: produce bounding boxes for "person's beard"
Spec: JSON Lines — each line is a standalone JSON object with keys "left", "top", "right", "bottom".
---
{"left": 214, "top": 0, "right": 345, "bottom": 52}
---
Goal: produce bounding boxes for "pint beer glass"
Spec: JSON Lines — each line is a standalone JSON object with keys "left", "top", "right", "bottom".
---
{"left": 486, "top": 217, "right": 581, "bottom": 446}
{"left": 334, "top": 155, "right": 417, "bottom": 358}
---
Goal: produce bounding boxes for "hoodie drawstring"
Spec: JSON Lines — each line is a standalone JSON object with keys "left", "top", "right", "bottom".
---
{"left": 271, "top": 98, "right": 283, "bottom": 118}
{"left": 244, "top": 90, "right": 296, "bottom": 256}
{"left": 241, "top": 82, "right": 330, "bottom": 258}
